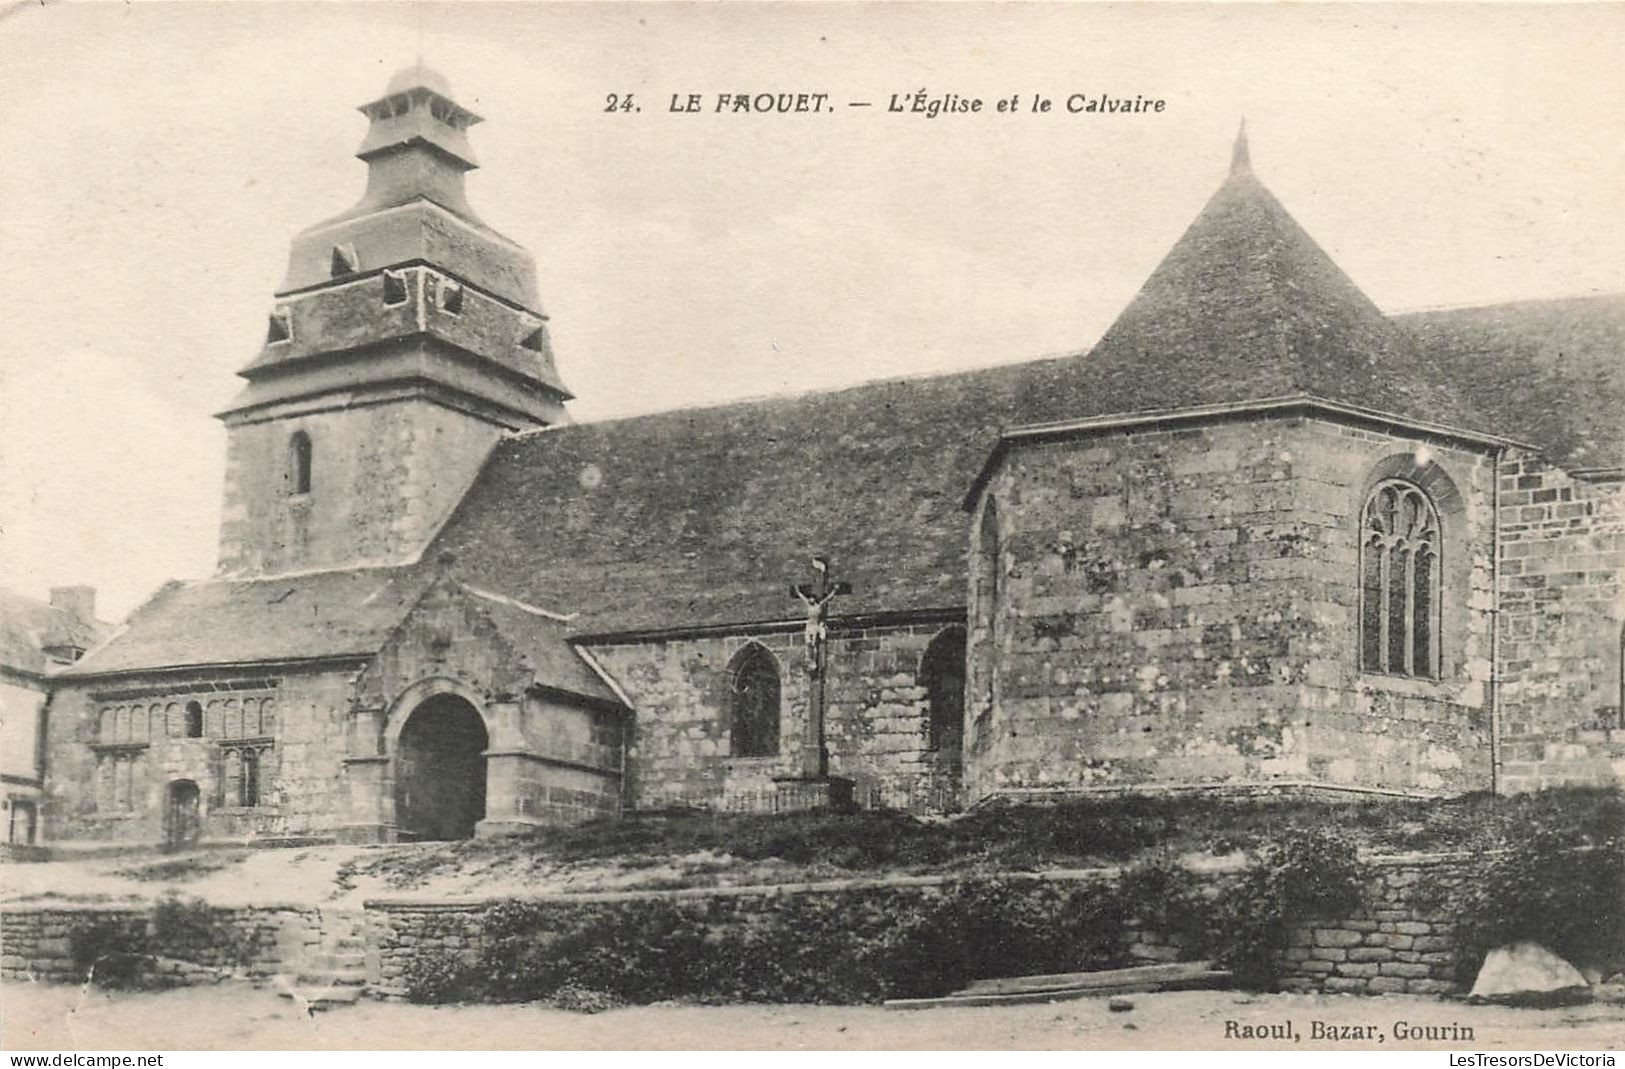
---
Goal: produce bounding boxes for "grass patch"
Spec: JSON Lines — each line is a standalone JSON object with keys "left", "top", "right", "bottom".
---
{"left": 347, "top": 787, "right": 1623, "bottom": 892}
{"left": 112, "top": 851, "right": 248, "bottom": 883}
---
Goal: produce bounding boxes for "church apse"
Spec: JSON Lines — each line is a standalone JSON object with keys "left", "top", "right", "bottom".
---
{"left": 964, "top": 414, "right": 1499, "bottom": 802}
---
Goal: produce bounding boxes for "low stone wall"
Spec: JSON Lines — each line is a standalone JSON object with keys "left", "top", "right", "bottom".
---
{"left": 0, "top": 902, "right": 321, "bottom": 985}
{"left": 364, "top": 854, "right": 1476, "bottom": 1000}
{"left": 1280, "top": 853, "right": 1465, "bottom": 995}
{"left": 2, "top": 854, "right": 1484, "bottom": 999}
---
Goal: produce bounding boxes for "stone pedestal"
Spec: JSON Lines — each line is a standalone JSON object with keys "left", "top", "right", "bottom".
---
{"left": 770, "top": 774, "right": 855, "bottom": 813}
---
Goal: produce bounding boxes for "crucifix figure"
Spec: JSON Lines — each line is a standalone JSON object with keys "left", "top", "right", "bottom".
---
{"left": 789, "top": 556, "right": 850, "bottom": 778}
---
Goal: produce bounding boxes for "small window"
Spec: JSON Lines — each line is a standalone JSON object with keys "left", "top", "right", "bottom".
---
{"left": 184, "top": 701, "right": 204, "bottom": 739}
{"left": 728, "top": 644, "right": 781, "bottom": 758}
{"left": 240, "top": 750, "right": 260, "bottom": 807}
{"left": 520, "top": 326, "right": 548, "bottom": 353}
{"left": 330, "top": 244, "right": 360, "bottom": 277}
{"left": 266, "top": 307, "right": 291, "bottom": 345}
{"left": 438, "top": 278, "right": 464, "bottom": 315}
{"left": 383, "top": 270, "right": 409, "bottom": 306}
{"left": 287, "top": 432, "right": 312, "bottom": 495}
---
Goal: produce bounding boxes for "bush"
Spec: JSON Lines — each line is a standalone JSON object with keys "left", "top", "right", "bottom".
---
{"left": 66, "top": 898, "right": 256, "bottom": 989}
{"left": 402, "top": 878, "right": 1135, "bottom": 1006}
{"left": 401, "top": 951, "right": 476, "bottom": 1004}
{"left": 151, "top": 894, "right": 257, "bottom": 969}
{"left": 67, "top": 914, "right": 154, "bottom": 989}
{"left": 1449, "top": 820, "right": 1625, "bottom": 982}
{"left": 1212, "top": 826, "right": 1368, "bottom": 988}
{"left": 1117, "top": 852, "right": 1216, "bottom": 960}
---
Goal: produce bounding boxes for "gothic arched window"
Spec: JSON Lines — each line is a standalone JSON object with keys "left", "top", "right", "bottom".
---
{"left": 728, "top": 644, "right": 781, "bottom": 758}
{"left": 921, "top": 627, "right": 967, "bottom": 752}
{"left": 1360, "top": 479, "right": 1441, "bottom": 678}
{"left": 288, "top": 432, "right": 313, "bottom": 495}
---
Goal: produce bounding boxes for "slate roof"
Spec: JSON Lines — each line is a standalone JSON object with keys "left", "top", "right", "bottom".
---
{"left": 433, "top": 363, "right": 1056, "bottom": 636}
{"left": 460, "top": 587, "right": 622, "bottom": 705}
{"left": 58, "top": 569, "right": 620, "bottom": 706}
{"left": 61, "top": 568, "right": 433, "bottom": 677}
{"left": 1005, "top": 135, "right": 1485, "bottom": 434}
{"left": 68, "top": 136, "right": 1624, "bottom": 666}
{"left": 1395, "top": 294, "right": 1625, "bottom": 471}
{"left": 0, "top": 588, "right": 112, "bottom": 678}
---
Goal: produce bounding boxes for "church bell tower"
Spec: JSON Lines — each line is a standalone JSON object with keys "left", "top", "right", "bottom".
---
{"left": 215, "top": 65, "right": 572, "bottom": 577}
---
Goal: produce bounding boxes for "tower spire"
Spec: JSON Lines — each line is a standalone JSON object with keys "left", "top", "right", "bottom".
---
{"left": 1231, "top": 118, "right": 1251, "bottom": 175}
{"left": 351, "top": 64, "right": 483, "bottom": 218}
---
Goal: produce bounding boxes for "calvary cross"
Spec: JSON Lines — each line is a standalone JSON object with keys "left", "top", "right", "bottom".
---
{"left": 788, "top": 556, "right": 851, "bottom": 778}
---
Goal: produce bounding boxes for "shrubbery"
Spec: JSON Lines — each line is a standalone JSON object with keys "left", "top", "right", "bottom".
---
{"left": 401, "top": 826, "right": 1372, "bottom": 1007}
{"left": 1445, "top": 817, "right": 1625, "bottom": 983}
{"left": 66, "top": 896, "right": 256, "bottom": 989}
{"left": 404, "top": 877, "right": 1132, "bottom": 1008}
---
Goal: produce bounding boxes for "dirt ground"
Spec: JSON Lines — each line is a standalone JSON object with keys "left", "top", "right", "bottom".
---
{"left": 3, "top": 981, "right": 1622, "bottom": 1051}
{"left": 0, "top": 845, "right": 813, "bottom": 907}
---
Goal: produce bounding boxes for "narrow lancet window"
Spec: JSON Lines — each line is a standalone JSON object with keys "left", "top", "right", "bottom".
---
{"left": 921, "top": 627, "right": 967, "bottom": 752}
{"left": 288, "top": 432, "right": 313, "bottom": 495}
{"left": 728, "top": 644, "right": 781, "bottom": 757}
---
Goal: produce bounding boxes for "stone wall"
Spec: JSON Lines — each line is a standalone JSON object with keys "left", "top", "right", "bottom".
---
{"left": 365, "top": 853, "right": 1478, "bottom": 1000}
{"left": 1280, "top": 853, "right": 1464, "bottom": 995}
{"left": 42, "top": 666, "right": 358, "bottom": 846}
{"left": 0, "top": 902, "right": 320, "bottom": 985}
{"left": 1495, "top": 454, "right": 1625, "bottom": 792}
{"left": 217, "top": 394, "right": 503, "bottom": 578}
{"left": 968, "top": 413, "right": 1497, "bottom": 802}
{"left": 587, "top": 619, "right": 964, "bottom": 812}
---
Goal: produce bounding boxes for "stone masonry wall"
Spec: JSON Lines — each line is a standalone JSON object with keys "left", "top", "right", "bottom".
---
{"left": 0, "top": 902, "right": 321, "bottom": 985}
{"left": 1279, "top": 854, "right": 1466, "bottom": 995}
{"left": 1496, "top": 453, "right": 1625, "bottom": 792}
{"left": 587, "top": 619, "right": 965, "bottom": 812}
{"left": 217, "top": 397, "right": 502, "bottom": 578}
{"left": 365, "top": 853, "right": 1476, "bottom": 1000}
{"left": 43, "top": 666, "right": 358, "bottom": 845}
{"left": 968, "top": 414, "right": 1497, "bottom": 802}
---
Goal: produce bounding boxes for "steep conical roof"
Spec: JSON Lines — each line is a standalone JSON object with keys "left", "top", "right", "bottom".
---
{"left": 1020, "top": 127, "right": 1483, "bottom": 432}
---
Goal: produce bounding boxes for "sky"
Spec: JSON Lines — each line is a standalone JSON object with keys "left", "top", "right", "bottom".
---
{"left": 1, "top": 2, "right": 1622, "bottom": 621}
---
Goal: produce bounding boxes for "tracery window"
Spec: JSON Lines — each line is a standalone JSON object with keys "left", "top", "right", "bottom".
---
{"left": 1359, "top": 479, "right": 1441, "bottom": 678}
{"left": 728, "top": 644, "right": 781, "bottom": 758}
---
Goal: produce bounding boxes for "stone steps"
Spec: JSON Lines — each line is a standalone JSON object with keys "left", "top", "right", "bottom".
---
{"left": 272, "top": 910, "right": 371, "bottom": 1012}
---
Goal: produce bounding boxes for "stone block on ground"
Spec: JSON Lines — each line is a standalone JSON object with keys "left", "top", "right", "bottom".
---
{"left": 1469, "top": 942, "right": 1591, "bottom": 1006}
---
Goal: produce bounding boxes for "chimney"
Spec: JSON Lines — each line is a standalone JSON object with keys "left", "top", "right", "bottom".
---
{"left": 50, "top": 585, "right": 96, "bottom": 622}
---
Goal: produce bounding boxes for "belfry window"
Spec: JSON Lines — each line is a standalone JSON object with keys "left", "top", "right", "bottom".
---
{"left": 1359, "top": 479, "right": 1441, "bottom": 678}
{"left": 921, "top": 627, "right": 967, "bottom": 752}
{"left": 266, "top": 307, "right": 291, "bottom": 345}
{"left": 382, "top": 270, "right": 409, "bottom": 306}
{"left": 728, "top": 643, "right": 781, "bottom": 758}
{"left": 287, "top": 432, "right": 312, "bottom": 495}
{"left": 184, "top": 701, "right": 204, "bottom": 739}
{"left": 330, "top": 244, "right": 360, "bottom": 277}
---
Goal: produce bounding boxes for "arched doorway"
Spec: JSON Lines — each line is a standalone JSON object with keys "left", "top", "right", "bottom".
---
{"left": 394, "top": 694, "right": 488, "bottom": 841}
{"left": 164, "top": 780, "right": 201, "bottom": 849}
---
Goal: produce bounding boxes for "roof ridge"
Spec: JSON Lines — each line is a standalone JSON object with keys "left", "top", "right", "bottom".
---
{"left": 516, "top": 351, "right": 1087, "bottom": 442}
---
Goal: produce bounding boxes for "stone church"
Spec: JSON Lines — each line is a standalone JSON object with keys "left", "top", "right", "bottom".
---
{"left": 36, "top": 67, "right": 1625, "bottom": 847}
